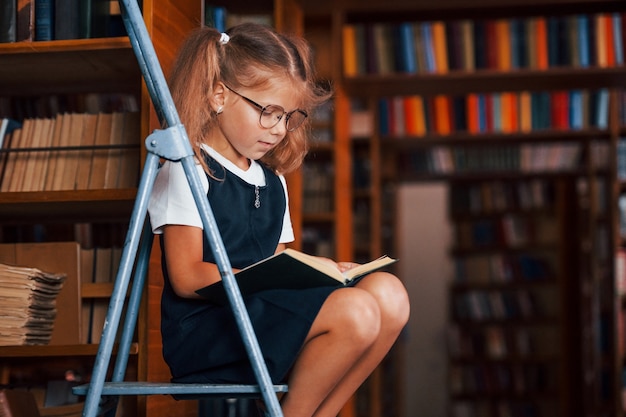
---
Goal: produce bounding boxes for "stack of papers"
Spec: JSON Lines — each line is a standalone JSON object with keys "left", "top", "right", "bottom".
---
{"left": 0, "top": 263, "right": 66, "bottom": 345}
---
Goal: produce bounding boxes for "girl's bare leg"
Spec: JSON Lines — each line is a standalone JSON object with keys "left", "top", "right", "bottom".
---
{"left": 281, "top": 272, "right": 410, "bottom": 417}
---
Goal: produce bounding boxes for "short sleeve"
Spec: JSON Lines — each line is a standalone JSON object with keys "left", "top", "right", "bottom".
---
{"left": 278, "top": 175, "right": 295, "bottom": 244}
{"left": 148, "top": 160, "right": 209, "bottom": 234}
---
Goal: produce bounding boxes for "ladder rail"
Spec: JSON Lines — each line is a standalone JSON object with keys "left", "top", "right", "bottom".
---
{"left": 79, "top": 1, "right": 285, "bottom": 416}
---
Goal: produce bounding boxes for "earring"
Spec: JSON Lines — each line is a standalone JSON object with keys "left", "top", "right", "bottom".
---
{"left": 216, "top": 106, "right": 223, "bottom": 114}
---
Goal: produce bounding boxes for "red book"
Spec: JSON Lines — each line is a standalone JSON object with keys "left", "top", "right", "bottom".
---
{"left": 486, "top": 20, "right": 498, "bottom": 69}
{"left": 551, "top": 91, "right": 569, "bottom": 129}
{"left": 508, "top": 92, "right": 519, "bottom": 132}
{"left": 535, "top": 17, "right": 549, "bottom": 70}
{"left": 403, "top": 96, "right": 426, "bottom": 136}
{"left": 466, "top": 94, "right": 480, "bottom": 134}
{"left": 485, "top": 94, "right": 494, "bottom": 132}
{"left": 434, "top": 95, "right": 452, "bottom": 135}
{"left": 604, "top": 14, "right": 615, "bottom": 67}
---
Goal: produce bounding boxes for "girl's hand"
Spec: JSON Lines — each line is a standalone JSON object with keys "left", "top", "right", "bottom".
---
{"left": 314, "top": 256, "right": 360, "bottom": 273}
{"left": 336, "top": 262, "right": 360, "bottom": 273}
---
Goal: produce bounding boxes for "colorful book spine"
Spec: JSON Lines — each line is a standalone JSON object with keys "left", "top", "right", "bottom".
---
{"left": 396, "top": 22, "right": 417, "bottom": 73}
{"left": 421, "top": 22, "right": 436, "bottom": 73}
{"left": 34, "top": 0, "right": 54, "bottom": 41}
{"left": 343, "top": 25, "right": 358, "bottom": 76}
{"left": 612, "top": 13, "right": 624, "bottom": 65}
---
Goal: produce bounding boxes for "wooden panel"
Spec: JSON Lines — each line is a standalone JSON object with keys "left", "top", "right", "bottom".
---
{"left": 0, "top": 242, "right": 81, "bottom": 346}
{"left": 0, "top": 38, "right": 140, "bottom": 96}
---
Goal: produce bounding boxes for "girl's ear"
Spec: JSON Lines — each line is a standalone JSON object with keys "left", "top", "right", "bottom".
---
{"left": 209, "top": 82, "right": 226, "bottom": 114}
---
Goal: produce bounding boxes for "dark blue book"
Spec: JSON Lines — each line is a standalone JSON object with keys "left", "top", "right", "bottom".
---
{"left": 473, "top": 20, "right": 487, "bottom": 69}
{"left": 421, "top": 22, "right": 436, "bottom": 73}
{"left": 595, "top": 88, "right": 609, "bottom": 129}
{"left": 477, "top": 94, "right": 487, "bottom": 133}
{"left": 509, "top": 18, "right": 521, "bottom": 68}
{"left": 55, "top": 0, "right": 79, "bottom": 40}
{"left": 613, "top": 13, "right": 624, "bottom": 65}
{"left": 587, "top": 14, "right": 597, "bottom": 66}
{"left": 0, "top": 0, "right": 16, "bottom": 43}
{"left": 515, "top": 18, "right": 527, "bottom": 68}
{"left": 557, "top": 17, "right": 570, "bottom": 66}
{"left": 577, "top": 15, "right": 590, "bottom": 67}
{"left": 205, "top": 5, "right": 226, "bottom": 32}
{"left": 34, "top": 0, "right": 54, "bottom": 40}
{"left": 452, "top": 96, "right": 466, "bottom": 131}
{"left": 378, "top": 98, "right": 390, "bottom": 135}
{"left": 569, "top": 90, "right": 583, "bottom": 129}
{"left": 394, "top": 22, "right": 417, "bottom": 73}
{"left": 547, "top": 16, "right": 560, "bottom": 67}
{"left": 78, "top": 0, "right": 91, "bottom": 38}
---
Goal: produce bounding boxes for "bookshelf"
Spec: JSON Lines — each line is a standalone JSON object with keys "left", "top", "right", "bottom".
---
{"left": 324, "top": 0, "right": 626, "bottom": 416}
{"left": 0, "top": 1, "right": 201, "bottom": 417}
{"left": 447, "top": 177, "right": 577, "bottom": 417}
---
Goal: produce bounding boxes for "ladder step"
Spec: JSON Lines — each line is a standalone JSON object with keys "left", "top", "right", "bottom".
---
{"left": 73, "top": 382, "right": 288, "bottom": 397}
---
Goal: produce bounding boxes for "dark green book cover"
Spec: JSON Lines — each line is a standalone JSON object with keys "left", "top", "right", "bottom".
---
{"left": 196, "top": 249, "right": 397, "bottom": 305}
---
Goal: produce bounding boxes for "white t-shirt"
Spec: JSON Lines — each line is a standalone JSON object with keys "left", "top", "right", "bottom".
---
{"left": 148, "top": 144, "right": 295, "bottom": 244}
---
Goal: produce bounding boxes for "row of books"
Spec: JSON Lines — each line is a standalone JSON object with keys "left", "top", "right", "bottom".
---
{"left": 616, "top": 249, "right": 626, "bottom": 297}
{"left": 449, "top": 362, "right": 555, "bottom": 395}
{"left": 618, "top": 195, "right": 626, "bottom": 240}
{"left": 450, "top": 401, "right": 541, "bottom": 417}
{"left": 398, "top": 142, "right": 583, "bottom": 175}
{"left": 300, "top": 226, "right": 334, "bottom": 260}
{"left": 447, "top": 325, "right": 554, "bottom": 359}
{"left": 449, "top": 179, "right": 556, "bottom": 214}
{"left": 0, "top": 262, "right": 65, "bottom": 346}
{"left": 456, "top": 214, "right": 557, "bottom": 249}
{"left": 454, "top": 253, "right": 555, "bottom": 284}
{"left": 616, "top": 139, "right": 626, "bottom": 181}
{"left": 80, "top": 246, "right": 120, "bottom": 345}
{"left": 452, "top": 289, "right": 544, "bottom": 322}
{"left": 378, "top": 89, "right": 610, "bottom": 137}
{"left": 0, "top": 112, "right": 140, "bottom": 192}
{"left": 0, "top": 0, "right": 125, "bottom": 43}
{"left": 204, "top": 4, "right": 272, "bottom": 32}
{"left": 0, "top": 242, "right": 122, "bottom": 347}
{"left": 0, "top": 92, "right": 139, "bottom": 121}
{"left": 302, "top": 162, "right": 334, "bottom": 214}
{"left": 342, "top": 13, "right": 625, "bottom": 75}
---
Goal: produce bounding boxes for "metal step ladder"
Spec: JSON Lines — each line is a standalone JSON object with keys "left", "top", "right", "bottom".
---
{"left": 71, "top": 1, "right": 286, "bottom": 416}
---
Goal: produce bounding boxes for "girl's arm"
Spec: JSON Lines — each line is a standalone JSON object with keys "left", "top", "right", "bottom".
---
{"left": 162, "top": 225, "right": 287, "bottom": 298}
{"left": 162, "top": 224, "right": 237, "bottom": 298}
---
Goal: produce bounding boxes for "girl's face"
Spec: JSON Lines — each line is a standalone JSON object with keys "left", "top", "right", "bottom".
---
{"left": 212, "top": 78, "right": 302, "bottom": 170}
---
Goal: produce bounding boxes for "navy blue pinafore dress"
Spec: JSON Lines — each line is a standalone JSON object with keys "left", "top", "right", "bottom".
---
{"left": 159, "top": 155, "right": 336, "bottom": 384}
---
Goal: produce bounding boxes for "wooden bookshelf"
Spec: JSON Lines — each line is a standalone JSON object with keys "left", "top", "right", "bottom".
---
{"left": 0, "top": 1, "right": 201, "bottom": 417}
{"left": 308, "top": 1, "right": 626, "bottom": 416}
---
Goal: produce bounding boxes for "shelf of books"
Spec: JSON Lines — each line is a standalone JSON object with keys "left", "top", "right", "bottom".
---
{"left": 447, "top": 177, "right": 581, "bottom": 417}
{"left": 332, "top": 1, "right": 626, "bottom": 417}
{"left": 614, "top": 92, "right": 626, "bottom": 415}
{"left": 0, "top": 0, "right": 202, "bottom": 415}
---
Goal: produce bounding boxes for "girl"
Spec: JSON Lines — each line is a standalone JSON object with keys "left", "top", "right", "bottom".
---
{"left": 148, "top": 23, "right": 410, "bottom": 417}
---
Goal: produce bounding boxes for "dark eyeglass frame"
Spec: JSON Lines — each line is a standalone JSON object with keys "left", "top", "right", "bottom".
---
{"left": 223, "top": 84, "right": 308, "bottom": 132}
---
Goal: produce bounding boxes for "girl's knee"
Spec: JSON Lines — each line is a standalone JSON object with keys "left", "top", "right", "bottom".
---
{"left": 360, "top": 272, "right": 410, "bottom": 328}
{"left": 328, "top": 289, "right": 381, "bottom": 343}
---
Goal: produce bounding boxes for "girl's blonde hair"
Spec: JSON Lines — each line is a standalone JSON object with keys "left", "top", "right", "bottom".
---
{"left": 168, "top": 23, "right": 332, "bottom": 174}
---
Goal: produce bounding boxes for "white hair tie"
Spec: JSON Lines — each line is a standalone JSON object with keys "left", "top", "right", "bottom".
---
{"left": 219, "top": 33, "right": 230, "bottom": 45}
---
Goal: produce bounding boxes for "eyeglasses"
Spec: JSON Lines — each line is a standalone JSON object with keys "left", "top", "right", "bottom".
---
{"left": 223, "top": 84, "right": 308, "bottom": 132}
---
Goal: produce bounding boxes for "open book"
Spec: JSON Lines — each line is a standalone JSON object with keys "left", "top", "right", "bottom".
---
{"left": 196, "top": 248, "right": 398, "bottom": 305}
